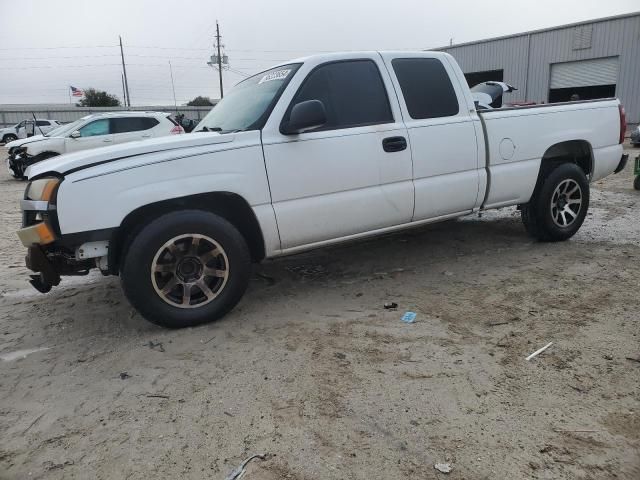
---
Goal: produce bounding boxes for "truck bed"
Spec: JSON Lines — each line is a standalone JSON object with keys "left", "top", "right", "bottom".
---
{"left": 477, "top": 98, "right": 623, "bottom": 209}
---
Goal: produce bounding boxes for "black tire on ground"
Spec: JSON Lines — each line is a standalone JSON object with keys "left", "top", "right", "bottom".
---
{"left": 521, "top": 163, "right": 590, "bottom": 242}
{"left": 634, "top": 176, "right": 640, "bottom": 191}
{"left": 3, "top": 134, "right": 18, "bottom": 144}
{"left": 120, "top": 210, "right": 251, "bottom": 328}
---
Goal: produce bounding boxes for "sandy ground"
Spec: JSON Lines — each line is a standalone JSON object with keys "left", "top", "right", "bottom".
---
{"left": 0, "top": 145, "right": 638, "bottom": 480}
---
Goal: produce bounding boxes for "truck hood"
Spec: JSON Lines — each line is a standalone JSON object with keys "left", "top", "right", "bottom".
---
{"left": 27, "top": 132, "right": 230, "bottom": 178}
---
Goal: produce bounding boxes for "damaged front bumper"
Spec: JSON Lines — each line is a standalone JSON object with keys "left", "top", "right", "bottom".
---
{"left": 18, "top": 178, "right": 103, "bottom": 293}
{"left": 25, "top": 245, "right": 61, "bottom": 293}
{"left": 6, "top": 148, "right": 30, "bottom": 178}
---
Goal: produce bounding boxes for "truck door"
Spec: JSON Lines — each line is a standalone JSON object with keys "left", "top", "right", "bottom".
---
{"left": 382, "top": 53, "right": 482, "bottom": 220}
{"left": 261, "top": 56, "right": 414, "bottom": 250}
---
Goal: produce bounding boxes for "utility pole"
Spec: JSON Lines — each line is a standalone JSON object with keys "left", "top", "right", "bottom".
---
{"left": 216, "top": 21, "right": 224, "bottom": 98}
{"left": 119, "top": 35, "right": 131, "bottom": 107}
{"left": 169, "top": 61, "right": 178, "bottom": 112}
{"left": 121, "top": 72, "right": 127, "bottom": 107}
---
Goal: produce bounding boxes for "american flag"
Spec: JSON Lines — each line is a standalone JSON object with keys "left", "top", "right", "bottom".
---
{"left": 70, "top": 86, "right": 84, "bottom": 97}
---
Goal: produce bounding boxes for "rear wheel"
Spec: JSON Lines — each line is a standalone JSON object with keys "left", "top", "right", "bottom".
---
{"left": 120, "top": 210, "right": 251, "bottom": 328}
{"left": 521, "top": 163, "right": 589, "bottom": 242}
{"left": 3, "top": 134, "right": 17, "bottom": 144}
{"left": 634, "top": 176, "right": 640, "bottom": 191}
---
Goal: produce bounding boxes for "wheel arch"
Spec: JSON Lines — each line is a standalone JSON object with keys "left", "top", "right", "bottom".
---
{"left": 109, "top": 191, "right": 266, "bottom": 274}
{"left": 540, "top": 139, "right": 594, "bottom": 177}
{"left": 2, "top": 133, "right": 18, "bottom": 142}
{"left": 525, "top": 140, "right": 593, "bottom": 201}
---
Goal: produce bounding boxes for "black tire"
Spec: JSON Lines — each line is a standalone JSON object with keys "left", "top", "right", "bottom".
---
{"left": 2, "top": 134, "right": 18, "bottom": 144}
{"left": 521, "top": 163, "right": 589, "bottom": 242}
{"left": 634, "top": 176, "right": 640, "bottom": 191}
{"left": 120, "top": 210, "right": 251, "bottom": 328}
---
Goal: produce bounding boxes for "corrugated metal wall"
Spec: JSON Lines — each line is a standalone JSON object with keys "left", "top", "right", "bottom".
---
{"left": 440, "top": 13, "right": 640, "bottom": 125}
{"left": 0, "top": 105, "right": 214, "bottom": 127}
{"left": 442, "top": 35, "right": 530, "bottom": 106}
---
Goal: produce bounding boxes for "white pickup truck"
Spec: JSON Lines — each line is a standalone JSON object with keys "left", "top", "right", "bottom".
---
{"left": 17, "top": 51, "right": 628, "bottom": 328}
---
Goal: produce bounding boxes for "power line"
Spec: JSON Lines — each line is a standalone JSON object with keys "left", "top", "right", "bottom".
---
{"left": 226, "top": 67, "right": 250, "bottom": 78}
{"left": 0, "top": 54, "right": 122, "bottom": 61}
{"left": 8, "top": 63, "right": 230, "bottom": 70}
{"left": 0, "top": 45, "right": 118, "bottom": 50}
{"left": 10, "top": 64, "right": 124, "bottom": 70}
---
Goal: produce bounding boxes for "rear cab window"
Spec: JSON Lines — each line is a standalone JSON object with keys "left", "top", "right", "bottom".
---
{"left": 282, "top": 59, "right": 393, "bottom": 132}
{"left": 392, "top": 58, "right": 459, "bottom": 119}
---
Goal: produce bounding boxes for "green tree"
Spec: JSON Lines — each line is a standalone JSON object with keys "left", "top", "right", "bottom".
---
{"left": 77, "top": 88, "right": 121, "bottom": 107}
{"left": 186, "top": 96, "right": 214, "bottom": 106}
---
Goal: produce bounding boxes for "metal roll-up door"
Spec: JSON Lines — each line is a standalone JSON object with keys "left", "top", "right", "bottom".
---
{"left": 550, "top": 57, "right": 619, "bottom": 89}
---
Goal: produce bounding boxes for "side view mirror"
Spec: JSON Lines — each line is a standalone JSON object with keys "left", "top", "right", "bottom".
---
{"left": 70, "top": 130, "right": 81, "bottom": 139}
{"left": 282, "top": 99, "right": 327, "bottom": 135}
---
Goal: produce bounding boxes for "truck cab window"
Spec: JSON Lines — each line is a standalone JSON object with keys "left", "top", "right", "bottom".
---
{"left": 285, "top": 59, "right": 393, "bottom": 131}
{"left": 392, "top": 58, "right": 459, "bottom": 119}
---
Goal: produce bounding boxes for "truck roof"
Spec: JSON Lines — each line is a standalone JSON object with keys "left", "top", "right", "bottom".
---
{"left": 280, "top": 50, "right": 450, "bottom": 65}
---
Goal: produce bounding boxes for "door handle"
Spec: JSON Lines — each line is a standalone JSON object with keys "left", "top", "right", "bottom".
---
{"left": 382, "top": 136, "right": 407, "bottom": 153}
{"left": 102, "top": 138, "right": 112, "bottom": 143}
{"left": 141, "top": 134, "right": 151, "bottom": 138}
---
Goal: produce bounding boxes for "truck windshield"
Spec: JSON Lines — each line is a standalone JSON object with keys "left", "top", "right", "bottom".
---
{"left": 195, "top": 63, "right": 301, "bottom": 133}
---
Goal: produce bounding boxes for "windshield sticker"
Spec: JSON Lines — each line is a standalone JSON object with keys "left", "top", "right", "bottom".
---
{"left": 258, "top": 69, "right": 291, "bottom": 84}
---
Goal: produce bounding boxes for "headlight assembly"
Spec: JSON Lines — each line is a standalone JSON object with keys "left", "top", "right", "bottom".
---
{"left": 26, "top": 178, "right": 61, "bottom": 202}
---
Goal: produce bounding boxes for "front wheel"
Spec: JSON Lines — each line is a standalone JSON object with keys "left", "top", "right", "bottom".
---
{"left": 120, "top": 210, "right": 251, "bottom": 328}
{"left": 521, "top": 163, "right": 590, "bottom": 242}
{"left": 3, "top": 134, "right": 18, "bottom": 144}
{"left": 634, "top": 176, "right": 640, "bottom": 191}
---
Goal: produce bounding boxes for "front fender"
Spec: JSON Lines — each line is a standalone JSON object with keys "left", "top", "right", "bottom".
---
{"left": 56, "top": 139, "right": 272, "bottom": 236}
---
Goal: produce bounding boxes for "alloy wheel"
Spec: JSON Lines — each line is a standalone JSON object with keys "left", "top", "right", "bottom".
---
{"left": 151, "top": 233, "right": 229, "bottom": 308}
{"left": 550, "top": 179, "right": 582, "bottom": 228}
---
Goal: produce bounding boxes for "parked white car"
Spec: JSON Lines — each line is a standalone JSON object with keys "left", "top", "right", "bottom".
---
{"left": 16, "top": 51, "right": 628, "bottom": 328}
{"left": 5, "top": 112, "right": 183, "bottom": 178}
{"left": 1, "top": 119, "right": 62, "bottom": 144}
